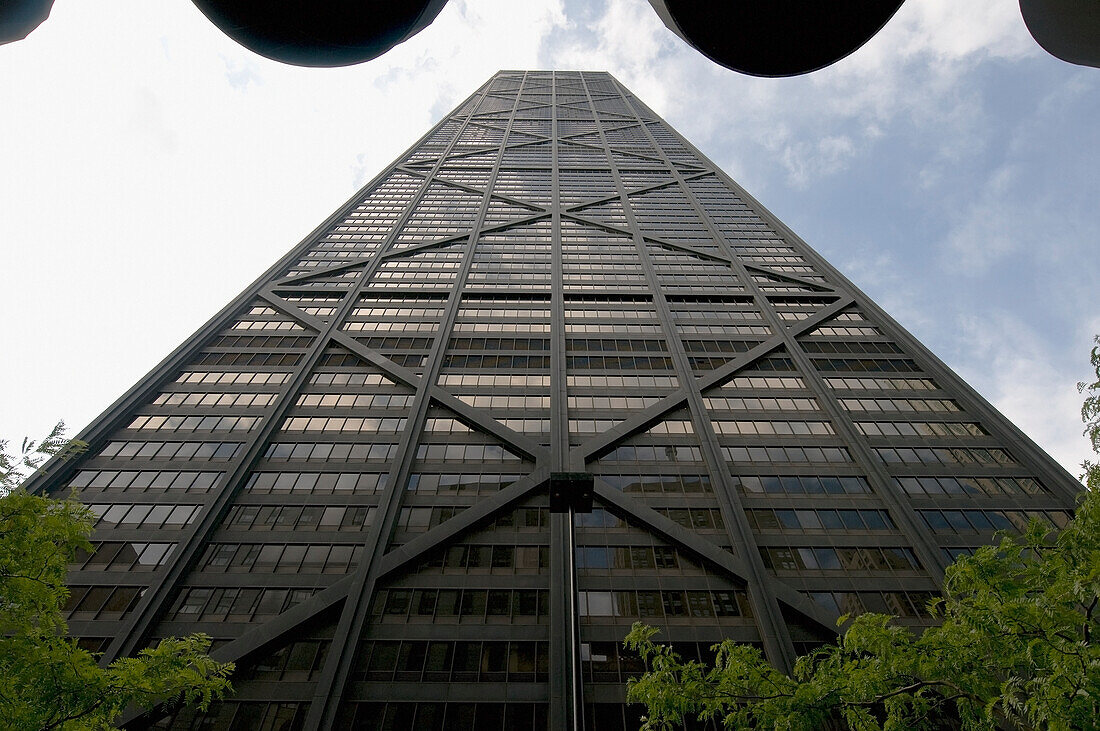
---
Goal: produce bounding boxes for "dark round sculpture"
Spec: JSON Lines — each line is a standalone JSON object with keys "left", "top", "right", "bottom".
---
{"left": 190, "top": 0, "right": 451, "bottom": 68}
{"left": 0, "top": 0, "right": 53, "bottom": 45}
{"left": 648, "top": 0, "right": 906, "bottom": 77}
{"left": 1020, "top": 0, "right": 1100, "bottom": 69}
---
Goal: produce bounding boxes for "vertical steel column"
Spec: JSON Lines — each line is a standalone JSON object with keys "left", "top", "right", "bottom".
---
{"left": 304, "top": 73, "right": 531, "bottom": 731}
{"left": 611, "top": 85, "right": 951, "bottom": 581}
{"left": 548, "top": 71, "right": 586, "bottom": 731}
{"left": 99, "top": 79, "right": 495, "bottom": 665}
{"left": 578, "top": 73, "right": 799, "bottom": 671}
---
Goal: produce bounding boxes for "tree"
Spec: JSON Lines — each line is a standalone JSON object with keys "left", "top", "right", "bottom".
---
{"left": 624, "top": 340, "right": 1100, "bottom": 731}
{"left": 0, "top": 423, "right": 234, "bottom": 730}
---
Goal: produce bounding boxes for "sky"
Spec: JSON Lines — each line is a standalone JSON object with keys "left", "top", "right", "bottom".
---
{"left": 0, "top": 0, "right": 1097, "bottom": 477}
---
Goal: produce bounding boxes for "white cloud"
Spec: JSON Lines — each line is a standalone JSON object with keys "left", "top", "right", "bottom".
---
{"left": 0, "top": 0, "right": 567, "bottom": 441}
{"left": 940, "top": 163, "right": 1024, "bottom": 273}
{"left": 951, "top": 312, "right": 1094, "bottom": 477}
{"left": 777, "top": 135, "right": 857, "bottom": 189}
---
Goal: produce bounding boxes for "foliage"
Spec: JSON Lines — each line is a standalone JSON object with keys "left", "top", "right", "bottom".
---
{"left": 0, "top": 420, "right": 86, "bottom": 496}
{"left": 1079, "top": 334, "right": 1100, "bottom": 489}
{"left": 0, "top": 424, "right": 234, "bottom": 730}
{"left": 625, "top": 339, "right": 1100, "bottom": 731}
{"left": 626, "top": 490, "right": 1100, "bottom": 731}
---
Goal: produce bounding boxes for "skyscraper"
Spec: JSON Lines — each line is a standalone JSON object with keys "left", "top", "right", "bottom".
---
{"left": 29, "top": 70, "right": 1080, "bottom": 731}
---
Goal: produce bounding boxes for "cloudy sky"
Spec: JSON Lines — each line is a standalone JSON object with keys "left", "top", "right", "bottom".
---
{"left": 1, "top": 0, "right": 1096, "bottom": 476}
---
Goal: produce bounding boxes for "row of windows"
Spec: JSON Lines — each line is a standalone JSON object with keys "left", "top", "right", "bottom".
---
{"left": 825, "top": 377, "right": 938, "bottom": 391}
{"left": 876, "top": 446, "right": 1016, "bottom": 467}
{"left": 229, "top": 319, "right": 306, "bottom": 332}
{"left": 747, "top": 507, "right": 894, "bottom": 532}
{"left": 74, "top": 541, "right": 175, "bottom": 571}
{"left": 581, "top": 641, "right": 716, "bottom": 684}
{"left": 422, "top": 417, "right": 478, "bottom": 434}
{"left": 841, "top": 398, "right": 961, "bottom": 413}
{"left": 414, "top": 444, "right": 524, "bottom": 463}
{"left": 669, "top": 308, "right": 764, "bottom": 321}
{"left": 567, "top": 337, "right": 670, "bottom": 353}
{"left": 332, "top": 702, "right": 548, "bottom": 731}
{"left": 443, "top": 354, "right": 551, "bottom": 369}
{"left": 126, "top": 415, "right": 261, "bottom": 433}
{"left": 598, "top": 445, "right": 703, "bottom": 463}
{"left": 356, "top": 336, "right": 434, "bottom": 350}
{"left": 808, "top": 590, "right": 938, "bottom": 619}
{"left": 357, "top": 296, "right": 448, "bottom": 306}
{"left": 64, "top": 585, "right": 144, "bottom": 621}
{"left": 578, "top": 589, "right": 752, "bottom": 620}
{"left": 98, "top": 441, "right": 241, "bottom": 462}
{"left": 192, "top": 352, "right": 301, "bottom": 367}
{"left": 308, "top": 372, "right": 394, "bottom": 386}
{"left": 805, "top": 326, "right": 881, "bottom": 337}
{"left": 438, "top": 374, "right": 551, "bottom": 387}
{"left": 245, "top": 471, "right": 386, "bottom": 494}
{"left": 564, "top": 308, "right": 657, "bottom": 319}
{"left": 567, "top": 374, "right": 679, "bottom": 388}
{"left": 153, "top": 392, "right": 278, "bottom": 408}
{"left": 405, "top": 472, "right": 525, "bottom": 494}
{"left": 414, "top": 545, "right": 551, "bottom": 573}
{"left": 682, "top": 339, "right": 755, "bottom": 355}
{"left": 675, "top": 324, "right": 771, "bottom": 336}
{"left": 166, "top": 586, "right": 319, "bottom": 623}
{"left": 455, "top": 394, "right": 549, "bottom": 408}
{"left": 349, "top": 307, "right": 446, "bottom": 318}
{"left": 295, "top": 393, "right": 413, "bottom": 409}
{"left": 919, "top": 508, "right": 1071, "bottom": 534}
{"left": 598, "top": 506, "right": 727, "bottom": 532}
{"left": 597, "top": 473, "right": 713, "bottom": 494}
{"left": 856, "top": 421, "right": 986, "bottom": 438}
{"left": 702, "top": 396, "right": 819, "bottom": 411}
{"left": 567, "top": 395, "right": 661, "bottom": 409}
{"left": 456, "top": 308, "right": 551, "bottom": 319}
{"left": 279, "top": 416, "right": 408, "bottom": 434}
{"left": 241, "top": 639, "right": 328, "bottom": 682}
{"left": 895, "top": 475, "right": 1047, "bottom": 498}
{"left": 733, "top": 474, "right": 872, "bottom": 495}
{"left": 715, "top": 375, "right": 806, "bottom": 390}
{"left": 454, "top": 322, "right": 553, "bottom": 333}
{"left": 224, "top": 504, "right": 375, "bottom": 531}
{"left": 88, "top": 503, "right": 200, "bottom": 530}
{"left": 575, "top": 545, "right": 699, "bottom": 574}
{"left": 396, "top": 506, "right": 467, "bottom": 532}
{"left": 711, "top": 420, "right": 833, "bottom": 436}
{"left": 723, "top": 445, "right": 852, "bottom": 464}
{"left": 370, "top": 588, "right": 550, "bottom": 623}
{"left": 761, "top": 545, "right": 922, "bottom": 574}
{"left": 568, "top": 354, "right": 675, "bottom": 370}
{"left": 68, "top": 470, "right": 221, "bottom": 493}
{"left": 800, "top": 340, "right": 902, "bottom": 355}
{"left": 353, "top": 640, "right": 548, "bottom": 683}
{"left": 263, "top": 442, "right": 398, "bottom": 462}
{"left": 199, "top": 542, "right": 364, "bottom": 574}
{"left": 174, "top": 370, "right": 291, "bottom": 386}
{"left": 342, "top": 321, "right": 440, "bottom": 333}
{"left": 812, "top": 358, "right": 920, "bottom": 373}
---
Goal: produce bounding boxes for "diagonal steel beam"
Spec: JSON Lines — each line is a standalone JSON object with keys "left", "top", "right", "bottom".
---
{"left": 590, "top": 482, "right": 840, "bottom": 634}
{"left": 377, "top": 468, "right": 551, "bottom": 577}
{"left": 563, "top": 211, "right": 735, "bottom": 266}
{"left": 258, "top": 293, "right": 551, "bottom": 463}
{"left": 570, "top": 296, "right": 853, "bottom": 464}
{"left": 743, "top": 263, "right": 837, "bottom": 293}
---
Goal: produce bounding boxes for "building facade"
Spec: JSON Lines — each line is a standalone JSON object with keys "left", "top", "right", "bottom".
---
{"left": 30, "top": 71, "right": 1080, "bottom": 731}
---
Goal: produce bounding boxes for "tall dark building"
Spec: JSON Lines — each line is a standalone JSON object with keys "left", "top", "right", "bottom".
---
{"left": 30, "top": 71, "right": 1080, "bottom": 731}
